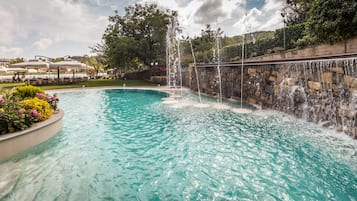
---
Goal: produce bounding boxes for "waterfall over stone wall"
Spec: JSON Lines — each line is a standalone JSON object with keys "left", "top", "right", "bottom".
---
{"left": 185, "top": 58, "right": 357, "bottom": 139}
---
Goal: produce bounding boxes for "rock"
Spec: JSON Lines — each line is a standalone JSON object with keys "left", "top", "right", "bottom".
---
{"left": 336, "top": 125, "right": 343, "bottom": 132}
{"left": 352, "top": 128, "right": 357, "bottom": 139}
{"left": 331, "top": 67, "right": 344, "bottom": 74}
{"left": 247, "top": 97, "right": 257, "bottom": 104}
{"left": 274, "top": 86, "right": 280, "bottom": 96}
{"left": 269, "top": 76, "right": 276, "bottom": 82}
{"left": 289, "top": 72, "right": 299, "bottom": 79}
{"left": 254, "top": 91, "right": 261, "bottom": 97}
{"left": 256, "top": 68, "right": 263, "bottom": 73}
{"left": 248, "top": 68, "right": 257, "bottom": 76}
{"left": 308, "top": 81, "right": 321, "bottom": 91}
{"left": 321, "top": 72, "right": 333, "bottom": 84}
{"left": 266, "top": 98, "right": 273, "bottom": 105}
{"left": 263, "top": 71, "right": 270, "bottom": 79}
{"left": 351, "top": 77, "right": 357, "bottom": 89}
{"left": 343, "top": 75, "right": 354, "bottom": 86}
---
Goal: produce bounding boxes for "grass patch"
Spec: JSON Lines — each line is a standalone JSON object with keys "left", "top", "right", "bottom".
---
{"left": 1, "top": 79, "right": 157, "bottom": 93}
{"left": 0, "top": 82, "right": 26, "bottom": 93}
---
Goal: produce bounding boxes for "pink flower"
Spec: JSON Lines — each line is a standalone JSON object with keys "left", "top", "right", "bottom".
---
{"left": 36, "top": 93, "right": 46, "bottom": 99}
{"left": 50, "top": 96, "right": 59, "bottom": 101}
{"left": 18, "top": 108, "right": 26, "bottom": 115}
{"left": 30, "top": 109, "right": 42, "bottom": 120}
{"left": 0, "top": 97, "right": 4, "bottom": 103}
{"left": 18, "top": 108, "right": 26, "bottom": 118}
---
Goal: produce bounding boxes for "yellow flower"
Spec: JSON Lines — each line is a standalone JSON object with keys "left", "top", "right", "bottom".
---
{"left": 21, "top": 97, "right": 52, "bottom": 121}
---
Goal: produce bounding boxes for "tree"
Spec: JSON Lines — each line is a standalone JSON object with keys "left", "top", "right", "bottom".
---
{"left": 304, "top": 0, "right": 357, "bottom": 44}
{"left": 284, "top": 0, "right": 312, "bottom": 25}
{"left": 10, "top": 58, "right": 24, "bottom": 64}
{"left": 82, "top": 56, "right": 105, "bottom": 75}
{"left": 95, "top": 3, "right": 178, "bottom": 72}
{"left": 188, "top": 24, "right": 221, "bottom": 63}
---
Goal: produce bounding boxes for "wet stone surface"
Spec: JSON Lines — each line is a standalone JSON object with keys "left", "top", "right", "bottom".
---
{"left": 188, "top": 60, "right": 357, "bottom": 139}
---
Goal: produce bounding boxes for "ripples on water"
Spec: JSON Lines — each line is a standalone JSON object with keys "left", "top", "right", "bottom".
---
{"left": 1, "top": 89, "right": 356, "bottom": 201}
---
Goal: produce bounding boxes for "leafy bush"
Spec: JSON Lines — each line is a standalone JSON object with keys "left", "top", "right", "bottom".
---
{"left": 0, "top": 98, "right": 33, "bottom": 134}
{"left": 15, "top": 85, "right": 45, "bottom": 99}
{"left": 21, "top": 98, "right": 52, "bottom": 121}
{"left": 0, "top": 85, "right": 59, "bottom": 135}
{"left": 151, "top": 66, "right": 167, "bottom": 76}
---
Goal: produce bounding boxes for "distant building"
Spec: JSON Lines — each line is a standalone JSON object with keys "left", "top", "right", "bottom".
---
{"left": 0, "top": 59, "right": 12, "bottom": 66}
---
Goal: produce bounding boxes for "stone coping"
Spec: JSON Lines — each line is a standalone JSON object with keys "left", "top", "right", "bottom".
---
{"left": 46, "top": 86, "right": 189, "bottom": 94}
{"left": 0, "top": 109, "right": 64, "bottom": 160}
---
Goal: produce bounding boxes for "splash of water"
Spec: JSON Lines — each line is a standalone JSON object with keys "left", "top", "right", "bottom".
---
{"left": 275, "top": 57, "right": 357, "bottom": 137}
{"left": 189, "top": 38, "right": 202, "bottom": 103}
{"left": 215, "top": 31, "right": 223, "bottom": 103}
{"left": 166, "top": 17, "right": 183, "bottom": 95}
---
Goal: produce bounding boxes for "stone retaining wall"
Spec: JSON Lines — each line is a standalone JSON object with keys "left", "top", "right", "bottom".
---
{"left": 186, "top": 61, "right": 357, "bottom": 139}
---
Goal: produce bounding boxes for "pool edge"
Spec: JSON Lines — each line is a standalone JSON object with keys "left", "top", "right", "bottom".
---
{"left": 0, "top": 109, "right": 64, "bottom": 160}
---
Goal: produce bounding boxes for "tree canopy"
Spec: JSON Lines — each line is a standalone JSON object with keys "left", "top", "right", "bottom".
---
{"left": 92, "top": 1, "right": 357, "bottom": 73}
{"left": 283, "top": 0, "right": 312, "bottom": 25}
{"left": 9, "top": 58, "right": 25, "bottom": 64}
{"left": 93, "top": 3, "right": 177, "bottom": 72}
{"left": 285, "top": 0, "right": 357, "bottom": 45}
{"left": 304, "top": 0, "right": 357, "bottom": 44}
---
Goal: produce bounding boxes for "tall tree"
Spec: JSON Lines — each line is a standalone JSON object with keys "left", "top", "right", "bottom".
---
{"left": 305, "top": 0, "right": 357, "bottom": 44}
{"left": 82, "top": 55, "right": 105, "bottom": 75}
{"left": 94, "top": 3, "right": 178, "bottom": 71}
{"left": 189, "top": 24, "right": 222, "bottom": 63}
{"left": 283, "top": 0, "right": 312, "bottom": 25}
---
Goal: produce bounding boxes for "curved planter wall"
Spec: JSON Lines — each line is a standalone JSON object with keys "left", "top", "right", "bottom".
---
{"left": 0, "top": 110, "right": 64, "bottom": 160}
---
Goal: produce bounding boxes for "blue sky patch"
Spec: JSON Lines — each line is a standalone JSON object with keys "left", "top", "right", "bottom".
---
{"left": 246, "top": 0, "right": 265, "bottom": 10}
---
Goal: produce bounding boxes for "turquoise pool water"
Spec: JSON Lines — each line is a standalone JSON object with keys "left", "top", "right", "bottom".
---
{"left": 1, "top": 89, "right": 357, "bottom": 200}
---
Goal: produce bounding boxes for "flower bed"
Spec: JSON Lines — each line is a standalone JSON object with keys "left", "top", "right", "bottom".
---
{"left": 0, "top": 85, "right": 59, "bottom": 135}
{"left": 0, "top": 109, "right": 63, "bottom": 160}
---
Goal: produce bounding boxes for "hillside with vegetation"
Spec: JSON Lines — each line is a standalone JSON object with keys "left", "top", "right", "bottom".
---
{"left": 93, "top": 0, "right": 357, "bottom": 75}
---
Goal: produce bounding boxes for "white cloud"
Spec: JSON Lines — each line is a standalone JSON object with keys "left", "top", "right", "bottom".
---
{"left": 0, "top": 46, "right": 24, "bottom": 58}
{"left": 0, "top": 0, "right": 109, "bottom": 50}
{"left": 233, "top": 0, "right": 284, "bottom": 34}
{"left": 194, "top": 0, "right": 227, "bottom": 24}
{"left": 0, "top": 0, "right": 285, "bottom": 58}
{"left": 0, "top": 4, "right": 27, "bottom": 45}
{"left": 139, "top": 0, "right": 283, "bottom": 37}
{"left": 174, "top": 0, "right": 191, "bottom": 7}
{"left": 31, "top": 38, "right": 53, "bottom": 50}
{"left": 34, "top": 0, "right": 108, "bottom": 43}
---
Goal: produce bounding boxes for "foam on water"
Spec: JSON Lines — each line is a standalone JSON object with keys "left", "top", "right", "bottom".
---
{"left": 212, "top": 103, "right": 231, "bottom": 110}
{"left": 169, "top": 101, "right": 191, "bottom": 108}
{"left": 192, "top": 103, "right": 210, "bottom": 108}
{"left": 161, "top": 97, "right": 179, "bottom": 105}
{"left": 230, "top": 107, "right": 253, "bottom": 114}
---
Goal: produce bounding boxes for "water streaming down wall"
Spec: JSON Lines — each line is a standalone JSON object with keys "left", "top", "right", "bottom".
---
{"left": 185, "top": 57, "right": 357, "bottom": 139}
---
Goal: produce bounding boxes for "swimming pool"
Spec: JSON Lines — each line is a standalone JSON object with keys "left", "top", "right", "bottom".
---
{"left": 1, "top": 89, "right": 356, "bottom": 200}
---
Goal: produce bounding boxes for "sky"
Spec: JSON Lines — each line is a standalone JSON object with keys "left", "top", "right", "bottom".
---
{"left": 0, "top": 0, "right": 285, "bottom": 60}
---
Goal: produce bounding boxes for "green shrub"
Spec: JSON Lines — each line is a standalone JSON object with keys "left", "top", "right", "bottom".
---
{"left": 15, "top": 85, "right": 45, "bottom": 99}
{"left": 0, "top": 86, "right": 59, "bottom": 135}
{"left": 0, "top": 98, "right": 33, "bottom": 134}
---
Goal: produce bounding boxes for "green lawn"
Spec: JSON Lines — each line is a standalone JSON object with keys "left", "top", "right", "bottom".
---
{"left": 0, "top": 79, "right": 158, "bottom": 93}
{"left": 0, "top": 82, "right": 26, "bottom": 93}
